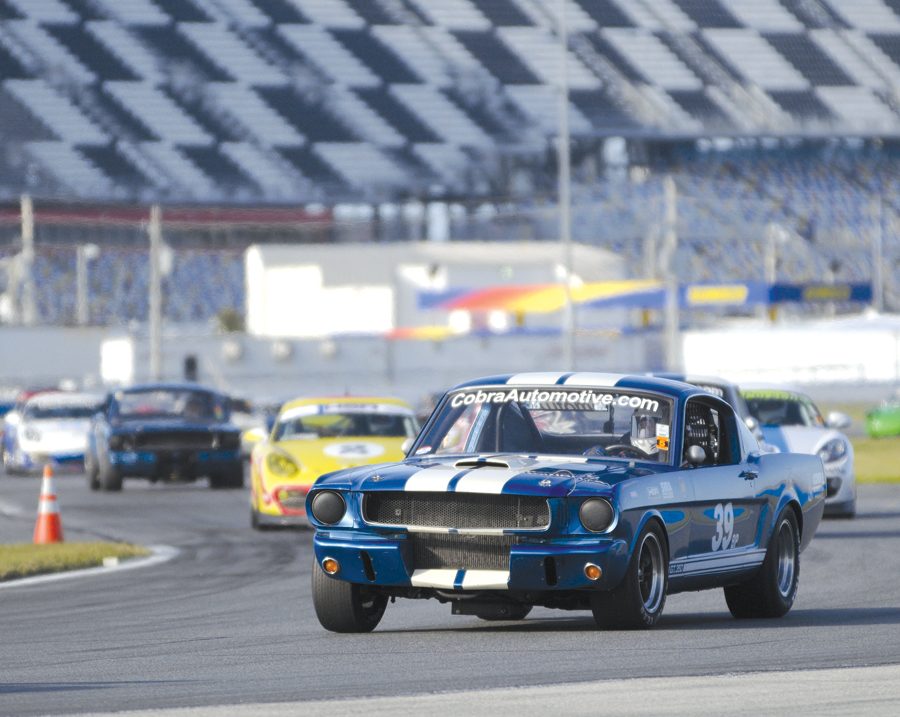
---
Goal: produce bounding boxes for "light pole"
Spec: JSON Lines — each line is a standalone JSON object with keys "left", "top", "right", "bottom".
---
{"left": 148, "top": 205, "right": 163, "bottom": 381}
{"left": 557, "top": 0, "right": 574, "bottom": 370}
{"left": 75, "top": 243, "right": 99, "bottom": 326}
{"left": 659, "top": 176, "right": 680, "bottom": 371}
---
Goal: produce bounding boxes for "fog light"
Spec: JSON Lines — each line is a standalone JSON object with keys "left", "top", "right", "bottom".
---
{"left": 322, "top": 557, "right": 340, "bottom": 575}
{"left": 584, "top": 563, "right": 602, "bottom": 581}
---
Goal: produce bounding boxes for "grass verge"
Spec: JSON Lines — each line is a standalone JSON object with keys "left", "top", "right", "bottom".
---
{"left": 851, "top": 437, "right": 900, "bottom": 484}
{"left": 0, "top": 542, "right": 151, "bottom": 581}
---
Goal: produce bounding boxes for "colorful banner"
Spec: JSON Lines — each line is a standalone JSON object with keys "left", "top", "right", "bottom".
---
{"left": 419, "top": 281, "right": 871, "bottom": 313}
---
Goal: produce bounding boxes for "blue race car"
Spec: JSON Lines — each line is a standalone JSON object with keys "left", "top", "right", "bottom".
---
{"left": 308, "top": 373, "right": 826, "bottom": 632}
{"left": 85, "top": 383, "right": 243, "bottom": 492}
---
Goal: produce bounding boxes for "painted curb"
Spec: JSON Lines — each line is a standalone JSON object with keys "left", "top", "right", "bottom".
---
{"left": 0, "top": 544, "right": 179, "bottom": 590}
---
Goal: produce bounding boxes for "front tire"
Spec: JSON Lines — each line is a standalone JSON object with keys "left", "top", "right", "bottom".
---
{"left": 725, "top": 508, "right": 800, "bottom": 619}
{"left": 591, "top": 520, "right": 668, "bottom": 629}
{"left": 85, "top": 451, "right": 100, "bottom": 491}
{"left": 98, "top": 455, "right": 122, "bottom": 492}
{"left": 312, "top": 560, "right": 387, "bottom": 633}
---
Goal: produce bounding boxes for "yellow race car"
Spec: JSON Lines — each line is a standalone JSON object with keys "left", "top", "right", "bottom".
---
{"left": 249, "top": 396, "right": 419, "bottom": 529}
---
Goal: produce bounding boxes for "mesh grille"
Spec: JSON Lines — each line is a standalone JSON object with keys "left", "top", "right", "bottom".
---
{"left": 363, "top": 492, "right": 549, "bottom": 530}
{"left": 279, "top": 490, "right": 308, "bottom": 509}
{"left": 411, "top": 533, "right": 516, "bottom": 571}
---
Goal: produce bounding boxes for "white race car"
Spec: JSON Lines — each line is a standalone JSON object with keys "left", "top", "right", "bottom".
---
{"left": 741, "top": 386, "right": 855, "bottom": 518}
{"left": 3, "top": 392, "right": 105, "bottom": 474}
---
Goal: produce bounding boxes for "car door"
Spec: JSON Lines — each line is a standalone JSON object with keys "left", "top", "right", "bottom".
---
{"left": 683, "top": 397, "right": 765, "bottom": 577}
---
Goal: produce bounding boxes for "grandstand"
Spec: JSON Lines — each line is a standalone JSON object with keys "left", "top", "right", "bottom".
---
{"left": 0, "top": 0, "right": 899, "bottom": 324}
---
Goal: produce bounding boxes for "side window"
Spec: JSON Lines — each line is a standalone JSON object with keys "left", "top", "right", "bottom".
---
{"left": 801, "top": 397, "right": 824, "bottom": 427}
{"left": 683, "top": 398, "right": 740, "bottom": 466}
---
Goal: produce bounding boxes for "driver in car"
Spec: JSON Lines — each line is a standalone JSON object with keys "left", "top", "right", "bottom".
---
{"left": 631, "top": 414, "right": 658, "bottom": 455}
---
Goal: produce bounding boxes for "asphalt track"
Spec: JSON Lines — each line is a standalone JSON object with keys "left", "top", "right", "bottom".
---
{"left": 1, "top": 472, "right": 899, "bottom": 716}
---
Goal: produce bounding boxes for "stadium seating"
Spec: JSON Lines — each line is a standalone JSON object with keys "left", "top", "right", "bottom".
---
{"left": 2, "top": 0, "right": 900, "bottom": 202}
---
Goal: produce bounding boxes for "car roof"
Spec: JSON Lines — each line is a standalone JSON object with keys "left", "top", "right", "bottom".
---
{"left": 740, "top": 383, "right": 809, "bottom": 399}
{"left": 118, "top": 382, "right": 223, "bottom": 395}
{"left": 26, "top": 391, "right": 104, "bottom": 408}
{"left": 449, "top": 372, "right": 703, "bottom": 400}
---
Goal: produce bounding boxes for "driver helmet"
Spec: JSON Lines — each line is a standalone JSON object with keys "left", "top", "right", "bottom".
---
{"left": 630, "top": 413, "right": 660, "bottom": 455}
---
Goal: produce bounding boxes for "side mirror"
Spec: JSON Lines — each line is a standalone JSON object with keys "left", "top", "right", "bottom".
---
{"left": 744, "top": 416, "right": 759, "bottom": 432}
{"left": 4, "top": 410, "right": 20, "bottom": 426}
{"left": 401, "top": 438, "right": 414, "bottom": 456}
{"left": 826, "top": 411, "right": 851, "bottom": 430}
{"left": 686, "top": 444, "right": 707, "bottom": 466}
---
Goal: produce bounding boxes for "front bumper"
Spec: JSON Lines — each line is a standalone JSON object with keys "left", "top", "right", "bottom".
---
{"left": 110, "top": 449, "right": 241, "bottom": 478}
{"left": 313, "top": 530, "right": 630, "bottom": 593}
{"left": 7, "top": 449, "right": 85, "bottom": 473}
{"left": 823, "top": 459, "right": 855, "bottom": 505}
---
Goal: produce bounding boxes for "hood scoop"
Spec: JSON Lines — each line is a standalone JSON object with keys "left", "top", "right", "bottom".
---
{"left": 454, "top": 457, "right": 512, "bottom": 469}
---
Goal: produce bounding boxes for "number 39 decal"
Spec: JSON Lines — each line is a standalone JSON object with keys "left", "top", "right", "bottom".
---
{"left": 712, "top": 502, "right": 739, "bottom": 551}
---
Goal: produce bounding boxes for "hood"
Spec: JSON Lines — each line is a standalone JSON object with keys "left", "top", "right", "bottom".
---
{"left": 270, "top": 436, "right": 406, "bottom": 477}
{"left": 19, "top": 418, "right": 91, "bottom": 451}
{"left": 314, "top": 454, "right": 667, "bottom": 496}
{"left": 761, "top": 425, "right": 843, "bottom": 455}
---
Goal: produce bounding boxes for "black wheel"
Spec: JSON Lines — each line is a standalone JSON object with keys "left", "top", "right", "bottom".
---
{"left": 591, "top": 520, "right": 668, "bottom": 629}
{"left": 725, "top": 508, "right": 800, "bottom": 619}
{"left": 476, "top": 604, "right": 532, "bottom": 621}
{"left": 250, "top": 507, "right": 275, "bottom": 530}
{"left": 85, "top": 450, "right": 100, "bottom": 491}
{"left": 210, "top": 464, "right": 244, "bottom": 489}
{"left": 312, "top": 559, "right": 387, "bottom": 633}
{"left": 98, "top": 455, "right": 122, "bottom": 492}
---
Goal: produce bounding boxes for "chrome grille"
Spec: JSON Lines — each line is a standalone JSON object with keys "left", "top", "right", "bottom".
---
{"left": 363, "top": 492, "right": 549, "bottom": 530}
{"left": 411, "top": 533, "right": 516, "bottom": 571}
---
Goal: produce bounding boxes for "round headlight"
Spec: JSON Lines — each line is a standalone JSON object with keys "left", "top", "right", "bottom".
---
{"left": 310, "top": 490, "right": 346, "bottom": 525}
{"left": 580, "top": 498, "right": 615, "bottom": 533}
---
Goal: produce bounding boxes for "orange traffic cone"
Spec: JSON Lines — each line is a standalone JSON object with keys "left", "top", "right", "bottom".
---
{"left": 34, "top": 465, "right": 63, "bottom": 544}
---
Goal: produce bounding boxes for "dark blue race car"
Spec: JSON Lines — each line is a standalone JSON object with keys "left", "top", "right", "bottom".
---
{"left": 85, "top": 383, "right": 243, "bottom": 492}
{"left": 307, "top": 373, "right": 826, "bottom": 632}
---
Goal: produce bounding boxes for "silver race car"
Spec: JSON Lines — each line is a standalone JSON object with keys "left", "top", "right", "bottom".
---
{"left": 742, "top": 386, "right": 855, "bottom": 518}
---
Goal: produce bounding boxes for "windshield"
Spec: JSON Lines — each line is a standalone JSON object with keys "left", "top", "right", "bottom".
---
{"left": 24, "top": 403, "right": 102, "bottom": 420}
{"left": 274, "top": 404, "right": 418, "bottom": 440}
{"left": 413, "top": 386, "right": 674, "bottom": 463}
{"left": 742, "top": 390, "right": 824, "bottom": 427}
{"left": 116, "top": 389, "right": 226, "bottom": 421}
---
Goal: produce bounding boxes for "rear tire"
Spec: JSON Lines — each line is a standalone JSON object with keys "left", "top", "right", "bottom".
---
{"left": 591, "top": 520, "right": 668, "bottom": 629}
{"left": 210, "top": 464, "right": 244, "bottom": 489}
{"left": 312, "top": 559, "right": 387, "bottom": 633}
{"left": 725, "top": 508, "right": 799, "bottom": 619}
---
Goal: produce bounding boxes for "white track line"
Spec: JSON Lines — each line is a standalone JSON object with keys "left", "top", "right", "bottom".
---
{"left": 0, "top": 545, "right": 178, "bottom": 590}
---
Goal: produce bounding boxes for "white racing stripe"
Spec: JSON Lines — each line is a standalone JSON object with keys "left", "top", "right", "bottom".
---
{"left": 461, "top": 570, "right": 509, "bottom": 590}
{"left": 561, "top": 372, "right": 623, "bottom": 387}
{"left": 404, "top": 466, "right": 456, "bottom": 492}
{"left": 674, "top": 549, "right": 766, "bottom": 575}
{"left": 410, "top": 569, "right": 458, "bottom": 589}
{"left": 410, "top": 569, "right": 511, "bottom": 590}
{"left": 453, "top": 467, "right": 521, "bottom": 494}
{"left": 505, "top": 372, "right": 567, "bottom": 386}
